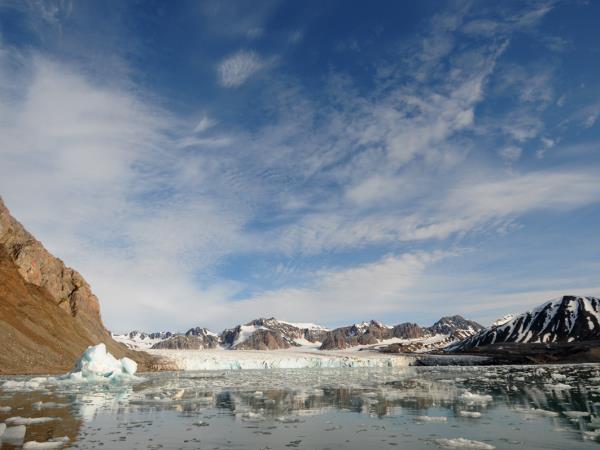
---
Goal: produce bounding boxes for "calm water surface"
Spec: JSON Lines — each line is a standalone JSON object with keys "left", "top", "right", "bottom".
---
{"left": 2, "top": 364, "right": 600, "bottom": 449}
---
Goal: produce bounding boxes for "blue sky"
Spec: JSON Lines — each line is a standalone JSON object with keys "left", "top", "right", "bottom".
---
{"left": 1, "top": 0, "right": 599, "bottom": 332}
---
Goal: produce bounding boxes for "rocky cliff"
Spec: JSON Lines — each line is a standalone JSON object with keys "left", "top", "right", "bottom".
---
{"left": 0, "top": 197, "right": 157, "bottom": 374}
{"left": 152, "top": 327, "right": 220, "bottom": 350}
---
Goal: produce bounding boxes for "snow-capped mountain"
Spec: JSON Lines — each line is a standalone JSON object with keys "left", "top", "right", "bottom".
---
{"left": 152, "top": 327, "right": 220, "bottom": 350}
{"left": 319, "top": 320, "right": 425, "bottom": 350}
{"left": 112, "top": 330, "right": 175, "bottom": 350}
{"left": 449, "top": 296, "right": 600, "bottom": 352}
{"left": 116, "top": 315, "right": 484, "bottom": 353}
{"left": 319, "top": 316, "right": 483, "bottom": 350}
{"left": 221, "top": 318, "right": 330, "bottom": 350}
{"left": 428, "top": 315, "right": 484, "bottom": 340}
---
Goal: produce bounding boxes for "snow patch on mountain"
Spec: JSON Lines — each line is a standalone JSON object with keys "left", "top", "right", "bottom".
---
{"left": 112, "top": 330, "right": 174, "bottom": 350}
{"left": 279, "top": 321, "right": 329, "bottom": 331}
{"left": 491, "top": 314, "right": 516, "bottom": 327}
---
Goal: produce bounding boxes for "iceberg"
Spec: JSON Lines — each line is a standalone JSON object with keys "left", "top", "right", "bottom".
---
{"left": 66, "top": 343, "right": 138, "bottom": 382}
{"left": 0, "top": 344, "right": 140, "bottom": 391}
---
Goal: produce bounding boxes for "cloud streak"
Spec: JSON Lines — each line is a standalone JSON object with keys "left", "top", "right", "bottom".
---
{"left": 217, "top": 50, "right": 263, "bottom": 87}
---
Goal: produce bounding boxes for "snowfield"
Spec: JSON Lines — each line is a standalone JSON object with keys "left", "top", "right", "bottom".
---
{"left": 147, "top": 348, "right": 416, "bottom": 370}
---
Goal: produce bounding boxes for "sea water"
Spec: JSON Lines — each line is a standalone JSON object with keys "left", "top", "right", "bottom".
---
{"left": 2, "top": 364, "right": 600, "bottom": 449}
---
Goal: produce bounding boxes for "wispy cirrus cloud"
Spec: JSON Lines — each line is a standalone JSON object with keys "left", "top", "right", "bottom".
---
{"left": 217, "top": 50, "right": 263, "bottom": 87}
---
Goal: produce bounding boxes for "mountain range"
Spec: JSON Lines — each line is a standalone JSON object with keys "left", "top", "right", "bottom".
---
{"left": 114, "top": 315, "right": 484, "bottom": 352}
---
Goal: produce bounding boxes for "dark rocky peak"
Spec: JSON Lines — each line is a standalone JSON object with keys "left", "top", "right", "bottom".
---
{"left": 448, "top": 296, "right": 600, "bottom": 352}
{"left": 429, "top": 315, "right": 484, "bottom": 336}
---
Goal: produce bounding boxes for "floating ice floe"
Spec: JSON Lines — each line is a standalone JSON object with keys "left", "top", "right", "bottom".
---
{"left": 435, "top": 437, "right": 495, "bottom": 449}
{"left": 584, "top": 429, "right": 600, "bottom": 441}
{"left": 2, "top": 378, "right": 48, "bottom": 391}
{"left": 459, "top": 391, "right": 493, "bottom": 403}
{"left": 459, "top": 411, "right": 482, "bottom": 418}
{"left": 544, "top": 383, "right": 572, "bottom": 391}
{"left": 415, "top": 415, "right": 447, "bottom": 422}
{"left": 0, "top": 405, "right": 12, "bottom": 412}
{"left": 563, "top": 411, "right": 590, "bottom": 418}
{"left": 0, "top": 422, "right": 5, "bottom": 436}
{"left": 2, "top": 425, "right": 27, "bottom": 445}
{"left": 514, "top": 408, "right": 559, "bottom": 417}
{"left": 32, "top": 402, "right": 68, "bottom": 409}
{"left": 6, "top": 417, "right": 58, "bottom": 425}
{"left": 22, "top": 436, "right": 69, "bottom": 449}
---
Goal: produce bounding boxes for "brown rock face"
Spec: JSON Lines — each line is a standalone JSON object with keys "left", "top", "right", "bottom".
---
{"left": 0, "top": 197, "right": 156, "bottom": 374}
{"left": 233, "top": 329, "right": 292, "bottom": 350}
{"left": 152, "top": 335, "right": 219, "bottom": 350}
{"left": 392, "top": 323, "right": 428, "bottom": 339}
{"left": 319, "top": 321, "right": 394, "bottom": 350}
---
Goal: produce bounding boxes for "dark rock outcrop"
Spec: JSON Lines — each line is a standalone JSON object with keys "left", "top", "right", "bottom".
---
{"left": 428, "top": 315, "right": 483, "bottom": 340}
{"left": 392, "top": 322, "right": 429, "bottom": 339}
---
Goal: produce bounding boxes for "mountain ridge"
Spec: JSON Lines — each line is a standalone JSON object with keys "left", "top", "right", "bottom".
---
{"left": 114, "top": 315, "right": 484, "bottom": 352}
{"left": 448, "top": 295, "right": 600, "bottom": 352}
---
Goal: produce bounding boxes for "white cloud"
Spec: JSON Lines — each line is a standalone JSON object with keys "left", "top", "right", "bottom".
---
{"left": 498, "top": 146, "right": 522, "bottom": 162}
{"left": 536, "top": 136, "right": 555, "bottom": 158}
{"left": 269, "top": 169, "right": 600, "bottom": 255}
{"left": 222, "top": 252, "right": 452, "bottom": 325}
{"left": 217, "top": 50, "right": 263, "bottom": 87}
{"left": 176, "top": 136, "right": 233, "bottom": 149}
{"left": 193, "top": 115, "right": 216, "bottom": 133}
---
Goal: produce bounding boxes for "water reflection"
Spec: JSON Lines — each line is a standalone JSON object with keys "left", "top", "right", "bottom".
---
{"left": 2, "top": 364, "right": 600, "bottom": 449}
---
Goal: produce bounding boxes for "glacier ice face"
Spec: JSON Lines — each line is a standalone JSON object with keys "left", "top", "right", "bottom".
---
{"left": 148, "top": 348, "right": 415, "bottom": 371}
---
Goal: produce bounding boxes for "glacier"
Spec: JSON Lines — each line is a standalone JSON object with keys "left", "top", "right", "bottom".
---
{"left": 148, "top": 348, "right": 416, "bottom": 370}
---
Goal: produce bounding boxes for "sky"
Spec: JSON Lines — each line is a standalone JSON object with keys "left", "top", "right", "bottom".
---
{"left": 0, "top": 0, "right": 599, "bottom": 333}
